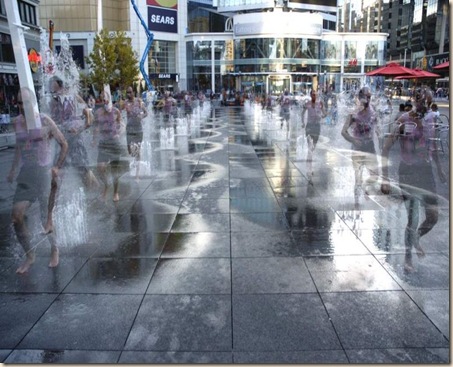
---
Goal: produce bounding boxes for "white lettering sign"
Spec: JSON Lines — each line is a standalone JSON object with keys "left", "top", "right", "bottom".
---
{"left": 150, "top": 14, "right": 175, "bottom": 25}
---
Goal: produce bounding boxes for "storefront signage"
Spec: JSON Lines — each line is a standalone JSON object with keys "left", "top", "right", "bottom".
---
{"left": 150, "top": 73, "right": 178, "bottom": 80}
{"left": 28, "top": 48, "right": 40, "bottom": 73}
{"left": 147, "top": 0, "right": 177, "bottom": 9}
{"left": 148, "top": 3, "right": 178, "bottom": 33}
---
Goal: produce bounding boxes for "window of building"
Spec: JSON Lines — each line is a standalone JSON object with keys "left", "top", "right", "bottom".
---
{"left": 149, "top": 40, "right": 176, "bottom": 74}
{"left": 0, "top": 33, "right": 14, "bottom": 63}
{"left": 322, "top": 40, "right": 341, "bottom": 60}
{"left": 16, "top": 1, "right": 37, "bottom": 27}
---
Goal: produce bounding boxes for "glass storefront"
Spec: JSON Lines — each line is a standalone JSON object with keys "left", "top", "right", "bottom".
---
{"left": 186, "top": 34, "right": 386, "bottom": 94}
{"left": 149, "top": 40, "right": 177, "bottom": 91}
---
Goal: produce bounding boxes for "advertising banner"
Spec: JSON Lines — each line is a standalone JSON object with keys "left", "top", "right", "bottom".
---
{"left": 147, "top": 0, "right": 178, "bottom": 33}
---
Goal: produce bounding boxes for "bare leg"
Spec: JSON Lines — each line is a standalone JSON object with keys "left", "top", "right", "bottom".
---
{"left": 403, "top": 197, "right": 421, "bottom": 272}
{"left": 363, "top": 155, "right": 379, "bottom": 196}
{"left": 49, "top": 246, "right": 59, "bottom": 268}
{"left": 44, "top": 174, "right": 58, "bottom": 234}
{"left": 112, "top": 162, "right": 121, "bottom": 202}
{"left": 84, "top": 168, "right": 99, "bottom": 189}
{"left": 418, "top": 204, "right": 439, "bottom": 238}
{"left": 39, "top": 196, "right": 59, "bottom": 268}
{"left": 12, "top": 201, "right": 35, "bottom": 274}
{"left": 98, "top": 162, "right": 109, "bottom": 200}
{"left": 135, "top": 152, "right": 141, "bottom": 181}
{"left": 306, "top": 135, "right": 314, "bottom": 179}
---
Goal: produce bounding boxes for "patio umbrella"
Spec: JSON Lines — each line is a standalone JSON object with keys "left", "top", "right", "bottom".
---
{"left": 433, "top": 61, "right": 449, "bottom": 70}
{"left": 366, "top": 62, "right": 418, "bottom": 77}
{"left": 395, "top": 68, "right": 441, "bottom": 79}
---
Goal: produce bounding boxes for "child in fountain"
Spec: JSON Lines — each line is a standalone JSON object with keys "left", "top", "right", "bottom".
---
{"left": 341, "top": 86, "right": 379, "bottom": 200}
{"left": 381, "top": 95, "right": 446, "bottom": 272}
{"left": 93, "top": 89, "right": 125, "bottom": 202}
{"left": 7, "top": 88, "right": 68, "bottom": 274}
{"left": 301, "top": 89, "right": 326, "bottom": 169}
{"left": 122, "top": 86, "right": 148, "bottom": 179}
{"left": 45, "top": 76, "right": 98, "bottom": 233}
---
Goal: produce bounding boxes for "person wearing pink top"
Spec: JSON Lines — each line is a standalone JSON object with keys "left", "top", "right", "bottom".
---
{"left": 122, "top": 86, "right": 148, "bottom": 179}
{"left": 7, "top": 87, "right": 68, "bottom": 274}
{"left": 381, "top": 98, "right": 446, "bottom": 272}
{"left": 341, "top": 86, "right": 379, "bottom": 200}
{"left": 93, "top": 90, "right": 125, "bottom": 202}
{"left": 301, "top": 89, "right": 325, "bottom": 149}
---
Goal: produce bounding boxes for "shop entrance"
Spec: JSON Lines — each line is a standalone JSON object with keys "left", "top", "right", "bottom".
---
{"left": 267, "top": 75, "right": 291, "bottom": 95}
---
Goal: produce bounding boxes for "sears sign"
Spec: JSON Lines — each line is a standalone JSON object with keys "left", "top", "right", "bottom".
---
{"left": 148, "top": 6, "right": 177, "bottom": 33}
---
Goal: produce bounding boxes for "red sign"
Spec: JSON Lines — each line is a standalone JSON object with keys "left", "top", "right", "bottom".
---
{"left": 147, "top": 0, "right": 177, "bottom": 9}
{"left": 28, "top": 48, "right": 41, "bottom": 73}
{"left": 348, "top": 58, "right": 358, "bottom": 66}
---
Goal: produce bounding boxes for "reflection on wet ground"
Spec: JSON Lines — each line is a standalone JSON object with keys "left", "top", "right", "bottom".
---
{"left": 0, "top": 102, "right": 449, "bottom": 363}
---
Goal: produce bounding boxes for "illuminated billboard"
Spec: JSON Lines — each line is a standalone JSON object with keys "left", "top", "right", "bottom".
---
{"left": 147, "top": 0, "right": 178, "bottom": 33}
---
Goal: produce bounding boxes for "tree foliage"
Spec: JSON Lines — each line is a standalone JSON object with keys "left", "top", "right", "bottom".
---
{"left": 85, "top": 28, "right": 140, "bottom": 91}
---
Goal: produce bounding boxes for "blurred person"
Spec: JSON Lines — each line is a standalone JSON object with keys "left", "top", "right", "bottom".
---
{"left": 48, "top": 76, "right": 95, "bottom": 175}
{"left": 301, "top": 89, "right": 326, "bottom": 171}
{"left": 122, "top": 86, "right": 148, "bottom": 179}
{"left": 47, "top": 76, "right": 97, "bottom": 233}
{"left": 7, "top": 87, "right": 68, "bottom": 273}
{"left": 280, "top": 90, "right": 291, "bottom": 129}
{"left": 93, "top": 89, "right": 125, "bottom": 202}
{"left": 381, "top": 97, "right": 446, "bottom": 272}
{"left": 341, "top": 86, "right": 379, "bottom": 200}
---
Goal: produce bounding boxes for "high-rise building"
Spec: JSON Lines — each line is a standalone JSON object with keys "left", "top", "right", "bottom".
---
{"left": 1, "top": 0, "right": 449, "bottom": 99}
{"left": 337, "top": 0, "right": 449, "bottom": 70}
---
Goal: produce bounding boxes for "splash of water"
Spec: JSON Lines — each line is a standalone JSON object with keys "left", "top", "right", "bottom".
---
{"left": 39, "top": 30, "right": 90, "bottom": 247}
{"left": 54, "top": 187, "right": 88, "bottom": 246}
{"left": 159, "top": 127, "right": 175, "bottom": 150}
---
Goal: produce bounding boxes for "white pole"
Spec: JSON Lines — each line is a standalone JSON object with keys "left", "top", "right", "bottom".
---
{"left": 98, "top": 0, "right": 103, "bottom": 32}
{"left": 4, "top": 0, "right": 41, "bottom": 130}
{"left": 403, "top": 48, "right": 407, "bottom": 67}
{"left": 211, "top": 40, "right": 215, "bottom": 94}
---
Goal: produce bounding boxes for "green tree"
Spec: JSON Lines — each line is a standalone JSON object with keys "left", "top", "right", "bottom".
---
{"left": 85, "top": 28, "right": 140, "bottom": 92}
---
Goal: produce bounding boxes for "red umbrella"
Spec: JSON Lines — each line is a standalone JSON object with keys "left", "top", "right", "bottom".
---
{"left": 366, "top": 62, "right": 418, "bottom": 77}
{"left": 395, "top": 68, "right": 441, "bottom": 79}
{"left": 433, "top": 61, "right": 449, "bottom": 70}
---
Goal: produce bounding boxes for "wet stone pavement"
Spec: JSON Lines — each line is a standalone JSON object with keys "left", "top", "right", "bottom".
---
{"left": 0, "top": 101, "right": 449, "bottom": 363}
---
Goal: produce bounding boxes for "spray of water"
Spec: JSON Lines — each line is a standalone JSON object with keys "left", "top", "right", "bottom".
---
{"left": 39, "top": 30, "right": 89, "bottom": 247}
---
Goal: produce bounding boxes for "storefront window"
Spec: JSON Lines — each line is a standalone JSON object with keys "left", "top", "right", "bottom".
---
{"left": 365, "top": 41, "right": 379, "bottom": 59}
{"left": 0, "top": 33, "right": 14, "bottom": 63}
{"left": 321, "top": 40, "right": 341, "bottom": 60}
{"left": 193, "top": 40, "right": 211, "bottom": 60}
{"left": 344, "top": 40, "right": 357, "bottom": 60}
{"left": 149, "top": 40, "right": 176, "bottom": 74}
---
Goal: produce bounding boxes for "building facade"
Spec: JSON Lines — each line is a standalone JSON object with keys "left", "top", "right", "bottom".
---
{"left": 0, "top": 0, "right": 449, "bottom": 103}
{"left": 0, "top": 0, "right": 41, "bottom": 116}
{"left": 337, "top": 0, "right": 449, "bottom": 71}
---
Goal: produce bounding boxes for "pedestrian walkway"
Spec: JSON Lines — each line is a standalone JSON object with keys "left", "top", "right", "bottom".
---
{"left": 0, "top": 102, "right": 449, "bottom": 363}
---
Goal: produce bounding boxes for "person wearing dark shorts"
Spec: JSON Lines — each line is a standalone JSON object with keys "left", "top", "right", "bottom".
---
{"left": 7, "top": 87, "right": 68, "bottom": 274}
{"left": 122, "top": 86, "right": 148, "bottom": 179}
{"left": 93, "top": 89, "right": 125, "bottom": 202}
{"left": 381, "top": 97, "right": 446, "bottom": 272}
{"left": 341, "top": 87, "right": 379, "bottom": 200}
{"left": 302, "top": 90, "right": 325, "bottom": 149}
